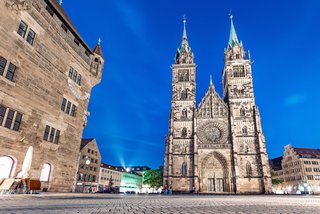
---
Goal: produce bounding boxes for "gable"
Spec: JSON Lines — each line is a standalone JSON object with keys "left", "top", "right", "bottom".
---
{"left": 196, "top": 85, "right": 228, "bottom": 118}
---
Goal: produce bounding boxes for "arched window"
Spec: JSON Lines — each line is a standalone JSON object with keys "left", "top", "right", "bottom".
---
{"left": 184, "top": 71, "right": 189, "bottom": 81}
{"left": 242, "top": 126, "right": 248, "bottom": 135}
{"left": 181, "top": 108, "right": 187, "bottom": 119}
{"left": 246, "top": 162, "right": 252, "bottom": 178}
{"left": 181, "top": 162, "right": 187, "bottom": 177}
{"left": 40, "top": 163, "right": 51, "bottom": 182}
{"left": 0, "top": 156, "right": 14, "bottom": 179}
{"left": 179, "top": 73, "right": 184, "bottom": 82}
{"left": 240, "top": 107, "right": 245, "bottom": 116}
{"left": 180, "top": 90, "right": 188, "bottom": 100}
{"left": 181, "top": 127, "right": 187, "bottom": 138}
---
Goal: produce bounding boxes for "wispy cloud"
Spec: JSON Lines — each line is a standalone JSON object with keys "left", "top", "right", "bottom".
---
{"left": 113, "top": 0, "right": 146, "bottom": 43}
{"left": 284, "top": 93, "right": 307, "bottom": 106}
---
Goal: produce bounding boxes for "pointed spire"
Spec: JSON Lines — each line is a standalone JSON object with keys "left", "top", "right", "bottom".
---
{"left": 228, "top": 15, "right": 239, "bottom": 47}
{"left": 182, "top": 14, "right": 187, "bottom": 40}
{"left": 175, "top": 15, "right": 194, "bottom": 64}
{"left": 93, "top": 37, "right": 103, "bottom": 56}
{"left": 210, "top": 75, "right": 213, "bottom": 85}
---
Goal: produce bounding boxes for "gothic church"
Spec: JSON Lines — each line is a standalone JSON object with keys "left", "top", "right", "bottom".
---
{"left": 163, "top": 17, "right": 272, "bottom": 193}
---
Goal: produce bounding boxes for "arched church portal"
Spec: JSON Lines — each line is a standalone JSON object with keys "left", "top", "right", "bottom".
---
{"left": 200, "top": 152, "right": 231, "bottom": 193}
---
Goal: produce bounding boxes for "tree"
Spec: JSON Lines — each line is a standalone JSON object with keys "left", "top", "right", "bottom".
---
{"left": 272, "top": 178, "right": 283, "bottom": 185}
{"left": 143, "top": 166, "right": 163, "bottom": 188}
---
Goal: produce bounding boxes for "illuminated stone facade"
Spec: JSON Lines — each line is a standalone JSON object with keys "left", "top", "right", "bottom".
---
{"left": 163, "top": 17, "right": 271, "bottom": 193}
{"left": 270, "top": 144, "right": 320, "bottom": 194}
{"left": 99, "top": 163, "right": 122, "bottom": 190}
{"left": 0, "top": 0, "right": 104, "bottom": 192}
{"left": 76, "top": 139, "right": 102, "bottom": 193}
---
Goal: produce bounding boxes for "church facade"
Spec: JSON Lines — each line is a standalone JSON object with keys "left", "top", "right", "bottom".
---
{"left": 163, "top": 17, "right": 272, "bottom": 194}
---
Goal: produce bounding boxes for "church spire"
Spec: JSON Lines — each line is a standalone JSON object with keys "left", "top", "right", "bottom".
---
{"left": 228, "top": 15, "right": 239, "bottom": 48}
{"left": 182, "top": 15, "right": 187, "bottom": 40}
{"left": 175, "top": 15, "right": 194, "bottom": 64}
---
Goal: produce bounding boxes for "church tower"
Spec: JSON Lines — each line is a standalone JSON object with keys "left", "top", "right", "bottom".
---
{"left": 163, "top": 17, "right": 196, "bottom": 192}
{"left": 222, "top": 16, "right": 271, "bottom": 193}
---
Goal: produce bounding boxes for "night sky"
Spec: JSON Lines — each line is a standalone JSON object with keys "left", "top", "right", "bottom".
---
{"left": 61, "top": 0, "right": 320, "bottom": 168}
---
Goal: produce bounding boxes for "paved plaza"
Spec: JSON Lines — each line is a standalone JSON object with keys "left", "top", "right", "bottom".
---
{"left": 0, "top": 194, "right": 320, "bottom": 214}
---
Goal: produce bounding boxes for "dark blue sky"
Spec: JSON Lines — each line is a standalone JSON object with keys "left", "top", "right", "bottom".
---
{"left": 62, "top": 0, "right": 320, "bottom": 168}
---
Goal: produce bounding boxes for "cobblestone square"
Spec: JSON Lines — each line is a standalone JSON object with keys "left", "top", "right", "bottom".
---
{"left": 0, "top": 193, "right": 319, "bottom": 214}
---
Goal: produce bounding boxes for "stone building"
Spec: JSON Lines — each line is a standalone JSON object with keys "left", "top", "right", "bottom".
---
{"left": 163, "top": 16, "right": 271, "bottom": 193}
{"left": 99, "top": 163, "right": 122, "bottom": 192}
{"left": 270, "top": 144, "right": 320, "bottom": 194}
{"left": 75, "top": 139, "right": 101, "bottom": 192}
{"left": 0, "top": 0, "right": 104, "bottom": 192}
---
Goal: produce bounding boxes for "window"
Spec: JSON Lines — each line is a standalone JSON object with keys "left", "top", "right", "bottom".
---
{"left": 26, "top": 29, "right": 36, "bottom": 45}
{"left": 61, "top": 23, "right": 68, "bottom": 33}
{"left": 242, "top": 126, "right": 248, "bottom": 135}
{"left": 180, "top": 89, "right": 188, "bottom": 100}
{"left": 181, "top": 127, "right": 187, "bottom": 138}
{"left": 0, "top": 56, "right": 17, "bottom": 82}
{"left": 181, "top": 108, "right": 187, "bottom": 119}
{"left": 40, "top": 163, "right": 51, "bottom": 182}
{"left": 68, "top": 67, "right": 81, "bottom": 86}
{"left": 17, "top": 21, "right": 36, "bottom": 45}
{"left": 66, "top": 101, "right": 71, "bottom": 114}
{"left": 240, "top": 107, "right": 245, "bottom": 116}
{"left": 61, "top": 98, "right": 77, "bottom": 117}
{"left": 76, "top": 74, "right": 81, "bottom": 86}
{"left": 61, "top": 98, "right": 67, "bottom": 111}
{"left": 0, "top": 156, "right": 14, "bottom": 179}
{"left": 12, "top": 112, "right": 22, "bottom": 131}
{"left": 178, "top": 70, "right": 189, "bottom": 82}
{"left": 43, "top": 125, "right": 60, "bottom": 144}
{"left": 5, "top": 63, "right": 16, "bottom": 81}
{"left": 0, "top": 56, "right": 7, "bottom": 76}
{"left": 17, "top": 21, "right": 28, "bottom": 38}
{"left": 0, "top": 105, "right": 6, "bottom": 126}
{"left": 68, "top": 67, "right": 74, "bottom": 79}
{"left": 306, "top": 168, "right": 312, "bottom": 172}
{"left": 45, "top": 5, "right": 54, "bottom": 16}
{"left": 181, "top": 162, "right": 187, "bottom": 177}
{"left": 54, "top": 130, "right": 60, "bottom": 144}
{"left": 307, "top": 175, "right": 314, "bottom": 180}
{"left": 233, "top": 66, "right": 245, "bottom": 78}
{"left": 74, "top": 38, "right": 80, "bottom": 46}
{"left": 314, "top": 168, "right": 320, "bottom": 172}
{"left": 4, "top": 109, "right": 14, "bottom": 129}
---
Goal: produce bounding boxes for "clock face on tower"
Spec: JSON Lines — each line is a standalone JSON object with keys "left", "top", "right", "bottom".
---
{"left": 197, "top": 121, "right": 227, "bottom": 144}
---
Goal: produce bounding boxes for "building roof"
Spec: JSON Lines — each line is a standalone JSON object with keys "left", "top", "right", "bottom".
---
{"left": 46, "top": 0, "right": 93, "bottom": 54}
{"left": 80, "top": 138, "right": 94, "bottom": 150}
{"left": 293, "top": 147, "right": 320, "bottom": 158}
{"left": 100, "top": 163, "right": 124, "bottom": 172}
{"left": 269, "top": 156, "right": 283, "bottom": 171}
{"left": 228, "top": 15, "right": 239, "bottom": 48}
{"left": 93, "top": 43, "right": 103, "bottom": 56}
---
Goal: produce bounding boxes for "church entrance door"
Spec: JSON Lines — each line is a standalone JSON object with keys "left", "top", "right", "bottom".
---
{"left": 201, "top": 151, "right": 230, "bottom": 193}
{"left": 215, "top": 178, "right": 223, "bottom": 192}
{"left": 208, "top": 178, "right": 215, "bottom": 191}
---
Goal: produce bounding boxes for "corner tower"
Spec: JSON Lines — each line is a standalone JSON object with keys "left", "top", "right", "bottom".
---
{"left": 163, "top": 17, "right": 196, "bottom": 192}
{"left": 222, "top": 16, "right": 271, "bottom": 193}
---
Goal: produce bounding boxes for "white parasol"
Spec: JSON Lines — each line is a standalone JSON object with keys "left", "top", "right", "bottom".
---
{"left": 16, "top": 146, "right": 33, "bottom": 179}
